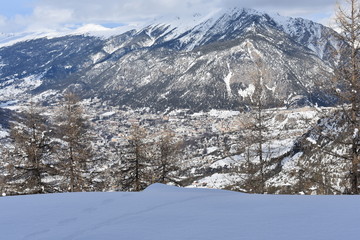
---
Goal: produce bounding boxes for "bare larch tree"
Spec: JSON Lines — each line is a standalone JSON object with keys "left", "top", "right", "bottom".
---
{"left": 332, "top": 0, "right": 360, "bottom": 194}
{"left": 8, "top": 102, "right": 53, "bottom": 194}
{"left": 153, "top": 128, "right": 181, "bottom": 184}
{"left": 121, "top": 123, "right": 150, "bottom": 191}
{"left": 56, "top": 92, "right": 92, "bottom": 192}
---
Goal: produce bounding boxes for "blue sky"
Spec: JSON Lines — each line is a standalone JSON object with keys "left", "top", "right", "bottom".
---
{"left": 0, "top": 0, "right": 34, "bottom": 17}
{"left": 0, "top": 0, "right": 338, "bottom": 33}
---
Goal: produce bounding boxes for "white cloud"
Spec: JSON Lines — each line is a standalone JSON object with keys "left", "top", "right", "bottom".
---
{"left": 0, "top": 15, "right": 6, "bottom": 27}
{"left": 34, "top": 0, "right": 337, "bottom": 20}
{"left": 0, "top": 15, "right": 7, "bottom": 33}
{"left": 0, "top": 0, "right": 338, "bottom": 33}
{"left": 25, "top": 6, "right": 74, "bottom": 31}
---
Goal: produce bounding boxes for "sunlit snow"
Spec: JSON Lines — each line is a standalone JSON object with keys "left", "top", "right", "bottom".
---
{"left": 0, "top": 184, "right": 358, "bottom": 240}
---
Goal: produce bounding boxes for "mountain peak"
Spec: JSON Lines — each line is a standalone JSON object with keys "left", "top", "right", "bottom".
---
{"left": 75, "top": 24, "right": 111, "bottom": 33}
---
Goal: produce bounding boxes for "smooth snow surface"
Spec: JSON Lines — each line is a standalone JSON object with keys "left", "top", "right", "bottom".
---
{"left": 0, "top": 184, "right": 359, "bottom": 240}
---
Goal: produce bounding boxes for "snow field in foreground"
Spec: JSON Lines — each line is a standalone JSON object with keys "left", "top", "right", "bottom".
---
{"left": 0, "top": 184, "right": 359, "bottom": 240}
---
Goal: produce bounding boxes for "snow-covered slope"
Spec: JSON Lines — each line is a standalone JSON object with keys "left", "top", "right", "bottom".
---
{"left": 0, "top": 24, "right": 136, "bottom": 48}
{"left": 0, "top": 184, "right": 358, "bottom": 240}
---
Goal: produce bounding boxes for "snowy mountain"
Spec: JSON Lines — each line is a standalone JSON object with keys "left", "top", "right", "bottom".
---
{"left": 0, "top": 184, "right": 359, "bottom": 240}
{"left": 0, "top": 7, "right": 341, "bottom": 111}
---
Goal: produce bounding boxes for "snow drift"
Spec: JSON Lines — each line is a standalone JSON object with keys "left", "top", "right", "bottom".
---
{"left": 0, "top": 184, "right": 359, "bottom": 240}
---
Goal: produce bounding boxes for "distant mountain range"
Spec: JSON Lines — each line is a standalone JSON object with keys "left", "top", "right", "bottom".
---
{"left": 0, "top": 7, "right": 342, "bottom": 111}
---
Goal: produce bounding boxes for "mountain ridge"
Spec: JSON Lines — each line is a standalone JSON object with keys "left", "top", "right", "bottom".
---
{"left": 0, "top": 7, "right": 341, "bottom": 111}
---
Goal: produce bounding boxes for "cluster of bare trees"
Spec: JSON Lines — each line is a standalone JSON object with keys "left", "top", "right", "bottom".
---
{"left": 5, "top": 102, "right": 54, "bottom": 194}
{"left": 115, "top": 124, "right": 182, "bottom": 192}
{"left": 0, "top": 93, "right": 183, "bottom": 195}
{"left": 303, "top": 0, "right": 360, "bottom": 194}
{"left": 0, "top": 93, "right": 92, "bottom": 194}
{"left": 231, "top": 0, "right": 360, "bottom": 195}
{"left": 332, "top": 0, "right": 360, "bottom": 194}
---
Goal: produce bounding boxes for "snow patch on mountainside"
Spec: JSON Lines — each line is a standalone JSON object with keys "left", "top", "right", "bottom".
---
{"left": 191, "top": 173, "right": 241, "bottom": 189}
{"left": 91, "top": 52, "right": 106, "bottom": 64}
{"left": 269, "top": 12, "right": 338, "bottom": 60}
{"left": 208, "top": 109, "right": 239, "bottom": 118}
{"left": 73, "top": 24, "right": 114, "bottom": 35}
{"left": 154, "top": 10, "right": 223, "bottom": 46}
{"left": 210, "top": 155, "right": 242, "bottom": 169}
{"left": 0, "top": 75, "right": 43, "bottom": 101}
{"left": 238, "top": 84, "right": 255, "bottom": 99}
{"left": 224, "top": 62, "right": 233, "bottom": 96}
{"left": 0, "top": 24, "right": 135, "bottom": 48}
{"left": 0, "top": 126, "right": 9, "bottom": 138}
